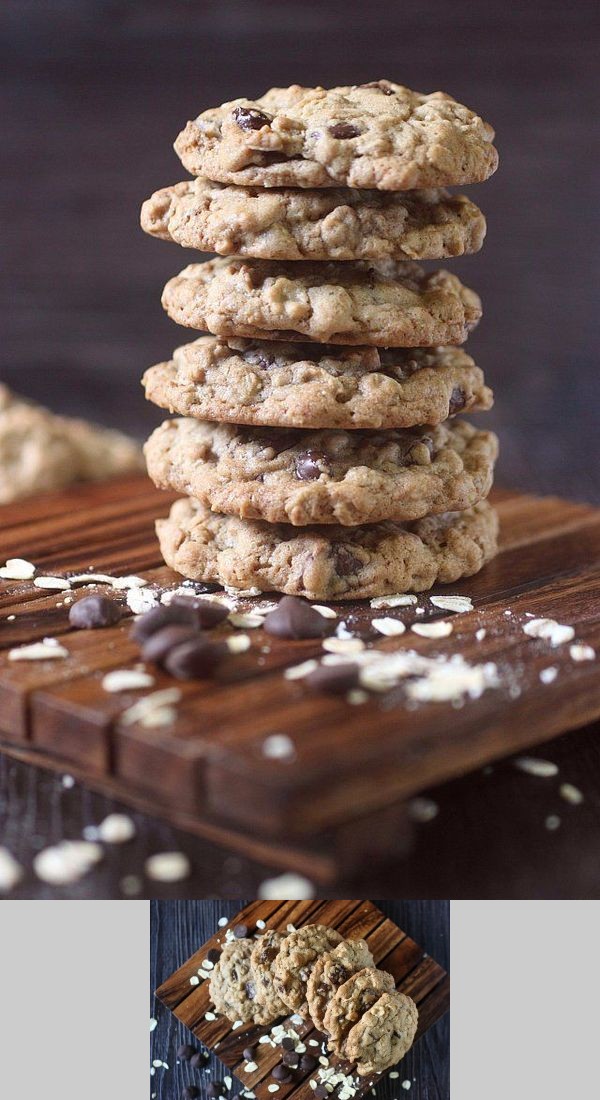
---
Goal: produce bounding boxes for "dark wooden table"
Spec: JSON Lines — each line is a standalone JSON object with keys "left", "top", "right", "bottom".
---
{"left": 150, "top": 900, "right": 449, "bottom": 1100}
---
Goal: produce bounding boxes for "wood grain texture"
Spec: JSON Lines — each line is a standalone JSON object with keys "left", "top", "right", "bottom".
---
{"left": 1, "top": 475, "right": 600, "bottom": 881}
{"left": 154, "top": 901, "right": 449, "bottom": 1100}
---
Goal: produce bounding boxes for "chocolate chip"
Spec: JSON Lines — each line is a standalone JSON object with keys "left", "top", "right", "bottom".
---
{"left": 329, "top": 122, "right": 361, "bottom": 139}
{"left": 299, "top": 1053, "right": 318, "bottom": 1073}
{"left": 245, "top": 980, "right": 256, "bottom": 999}
{"left": 306, "top": 663, "right": 360, "bottom": 695}
{"left": 360, "top": 80, "right": 395, "bottom": 95}
{"left": 141, "top": 624, "right": 199, "bottom": 665}
{"left": 164, "top": 637, "right": 226, "bottom": 680}
{"left": 190, "top": 1051, "right": 208, "bottom": 1069}
{"left": 207, "top": 947, "right": 221, "bottom": 963}
{"left": 177, "top": 1043, "right": 196, "bottom": 1061}
{"left": 207, "top": 1082, "right": 224, "bottom": 1098}
{"left": 68, "top": 594, "right": 122, "bottom": 629}
{"left": 272, "top": 1064, "right": 293, "bottom": 1082}
{"left": 183, "top": 1088, "right": 200, "bottom": 1100}
{"left": 448, "top": 386, "right": 467, "bottom": 415}
{"left": 282, "top": 1050, "right": 299, "bottom": 1068}
{"left": 130, "top": 604, "right": 198, "bottom": 642}
{"left": 170, "top": 595, "right": 230, "bottom": 628}
{"left": 281, "top": 1037, "right": 296, "bottom": 1052}
{"left": 232, "top": 105, "right": 271, "bottom": 130}
{"left": 314, "top": 1087, "right": 329, "bottom": 1099}
{"left": 295, "top": 449, "right": 331, "bottom": 481}
{"left": 243, "top": 1046, "right": 256, "bottom": 1062}
{"left": 333, "top": 546, "right": 362, "bottom": 577}
{"left": 234, "top": 922, "right": 249, "bottom": 938}
{"left": 263, "top": 596, "right": 332, "bottom": 640}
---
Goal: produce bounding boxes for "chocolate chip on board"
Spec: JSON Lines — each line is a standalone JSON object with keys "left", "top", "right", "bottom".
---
{"left": 164, "top": 637, "right": 226, "bottom": 680}
{"left": 177, "top": 1043, "right": 196, "bottom": 1061}
{"left": 207, "top": 947, "right": 221, "bottom": 964}
{"left": 141, "top": 624, "right": 199, "bottom": 665}
{"left": 314, "top": 1087, "right": 330, "bottom": 1099}
{"left": 234, "top": 922, "right": 249, "bottom": 938}
{"left": 263, "top": 596, "right": 333, "bottom": 640}
{"left": 170, "top": 594, "right": 230, "bottom": 627}
{"left": 243, "top": 1046, "right": 256, "bottom": 1062}
{"left": 282, "top": 1050, "right": 300, "bottom": 1068}
{"left": 68, "top": 594, "right": 122, "bottom": 629}
{"left": 131, "top": 599, "right": 227, "bottom": 641}
{"left": 272, "top": 1065, "right": 293, "bottom": 1083}
{"left": 189, "top": 1051, "right": 208, "bottom": 1069}
{"left": 306, "top": 663, "right": 360, "bottom": 694}
{"left": 299, "top": 1053, "right": 318, "bottom": 1073}
{"left": 281, "top": 1037, "right": 297, "bottom": 1052}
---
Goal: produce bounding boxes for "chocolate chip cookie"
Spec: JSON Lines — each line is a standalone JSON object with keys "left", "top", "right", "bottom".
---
{"left": 344, "top": 990, "right": 419, "bottom": 1075}
{"left": 307, "top": 939, "right": 374, "bottom": 1032}
{"left": 272, "top": 925, "right": 343, "bottom": 1016}
{"left": 249, "top": 930, "right": 288, "bottom": 1020}
{"left": 324, "top": 967, "right": 396, "bottom": 1052}
{"left": 155, "top": 497, "right": 499, "bottom": 600}
{"left": 143, "top": 337, "right": 493, "bottom": 431}
{"left": 209, "top": 939, "right": 275, "bottom": 1025}
{"left": 145, "top": 417, "right": 497, "bottom": 526}
{"left": 174, "top": 82, "right": 498, "bottom": 190}
{"left": 161, "top": 258, "right": 481, "bottom": 347}
{"left": 141, "top": 177, "right": 486, "bottom": 261}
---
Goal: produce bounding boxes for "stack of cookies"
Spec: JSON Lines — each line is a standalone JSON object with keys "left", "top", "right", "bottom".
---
{"left": 141, "top": 81, "right": 499, "bottom": 601}
{"left": 209, "top": 922, "right": 418, "bottom": 1076}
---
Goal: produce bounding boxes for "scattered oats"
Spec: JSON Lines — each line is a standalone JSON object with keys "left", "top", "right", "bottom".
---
{"left": 284, "top": 659, "right": 318, "bottom": 680}
{"left": 227, "top": 633, "right": 251, "bottom": 654}
{"left": 408, "top": 797, "right": 439, "bottom": 823}
{"left": 295, "top": 1041, "right": 306, "bottom": 1051}
{"left": 0, "top": 848, "right": 24, "bottom": 892}
{"left": 415, "top": 606, "right": 425, "bottom": 614}
{"left": 259, "top": 872, "right": 315, "bottom": 899}
{"left": 539, "top": 666, "right": 558, "bottom": 684}
{"left": 258, "top": 1035, "right": 271, "bottom": 1044}
{"left": 407, "top": 658, "right": 499, "bottom": 703}
{"left": 96, "top": 813, "right": 136, "bottom": 844}
{"left": 347, "top": 689, "right": 368, "bottom": 705}
{"left": 522, "top": 618, "right": 575, "bottom": 646}
{"left": 256, "top": 919, "right": 266, "bottom": 930}
{"left": 127, "top": 586, "right": 159, "bottom": 614}
{"left": 287, "top": 926, "right": 297, "bottom": 934}
{"left": 139, "top": 705, "right": 178, "bottom": 728}
{"left": 120, "top": 687, "right": 182, "bottom": 726}
{"left": 335, "top": 620, "right": 355, "bottom": 640}
{"left": 244, "top": 1063, "right": 258, "bottom": 1074}
{"left": 33, "top": 840, "right": 102, "bottom": 885}
{"left": 229, "top": 611, "right": 264, "bottom": 628}
{"left": 102, "top": 669, "right": 155, "bottom": 693}
{"left": 6, "top": 614, "right": 16, "bottom": 621}
{"left": 268, "top": 1087, "right": 280, "bottom": 1094}
{"left": 218, "top": 916, "right": 228, "bottom": 927}
{"left": 202, "top": 959, "right": 215, "bottom": 970}
{"left": 224, "top": 584, "right": 262, "bottom": 597}
{"left": 514, "top": 757, "right": 558, "bottom": 778}
{"left": 560, "top": 783, "right": 584, "bottom": 805}
{"left": 9, "top": 638, "right": 69, "bottom": 661}
{"left": 570, "top": 643, "right": 595, "bottom": 662}
{"left": 310, "top": 1084, "right": 317, "bottom": 1091}
{"left": 402, "top": 1082, "right": 412, "bottom": 1091}
{"left": 120, "top": 874, "right": 142, "bottom": 896}
{"left": 205, "top": 1011, "right": 217, "bottom": 1020}
{"left": 198, "top": 969, "right": 210, "bottom": 980}
{"left": 149, "top": 1018, "right": 157, "bottom": 1032}
{"left": 109, "top": 575, "right": 148, "bottom": 590}
{"left": 545, "top": 814, "right": 561, "bottom": 831}
{"left": 504, "top": 609, "right": 512, "bottom": 617}
{"left": 225, "top": 928, "right": 236, "bottom": 943}
{"left": 262, "top": 733, "right": 296, "bottom": 761}
{"left": 475, "top": 628, "right": 487, "bottom": 640}
{"left": 61, "top": 774, "right": 75, "bottom": 789}
{"left": 322, "top": 637, "right": 365, "bottom": 655}
{"left": 34, "top": 575, "right": 71, "bottom": 591}
{"left": 152, "top": 1060, "right": 163, "bottom": 1068}
{"left": 370, "top": 594, "right": 417, "bottom": 609}
{"left": 319, "top": 1056, "right": 329, "bottom": 1066}
{"left": 224, "top": 1077, "right": 232, "bottom": 1089}
{"left": 232, "top": 1020, "right": 243, "bottom": 1030}
{"left": 372, "top": 617, "right": 406, "bottom": 636}
{"left": 312, "top": 604, "right": 337, "bottom": 619}
{"left": 430, "top": 595, "right": 473, "bottom": 613}
{"left": 308, "top": 1039, "right": 320, "bottom": 1047}
{"left": 411, "top": 620, "right": 453, "bottom": 638}
{"left": 389, "top": 1072, "right": 399, "bottom": 1079}
{"left": 0, "top": 558, "right": 36, "bottom": 580}
{"left": 144, "top": 851, "right": 190, "bottom": 882}
{"left": 190, "top": 975, "right": 200, "bottom": 986}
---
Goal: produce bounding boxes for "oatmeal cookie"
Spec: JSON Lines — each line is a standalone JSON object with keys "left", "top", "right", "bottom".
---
{"left": 249, "top": 930, "right": 288, "bottom": 1020}
{"left": 324, "top": 967, "right": 396, "bottom": 1052}
{"left": 272, "top": 924, "right": 343, "bottom": 1016}
{"left": 209, "top": 939, "right": 275, "bottom": 1025}
{"left": 344, "top": 990, "right": 418, "bottom": 1074}
{"left": 307, "top": 939, "right": 374, "bottom": 1032}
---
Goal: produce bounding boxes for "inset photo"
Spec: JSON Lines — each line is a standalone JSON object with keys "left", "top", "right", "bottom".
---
{"left": 150, "top": 900, "right": 449, "bottom": 1100}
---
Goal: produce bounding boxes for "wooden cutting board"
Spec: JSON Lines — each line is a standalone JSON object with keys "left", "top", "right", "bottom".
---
{"left": 1, "top": 475, "right": 600, "bottom": 881}
{"left": 155, "top": 899, "right": 449, "bottom": 1100}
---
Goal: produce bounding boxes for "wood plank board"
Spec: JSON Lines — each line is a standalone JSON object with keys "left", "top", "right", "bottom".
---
{"left": 155, "top": 900, "right": 449, "bottom": 1100}
{"left": 1, "top": 475, "right": 600, "bottom": 879}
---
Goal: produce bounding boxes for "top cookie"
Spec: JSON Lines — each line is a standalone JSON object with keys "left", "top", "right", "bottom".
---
{"left": 141, "top": 177, "right": 486, "bottom": 261}
{"left": 273, "top": 924, "right": 343, "bottom": 1016}
{"left": 344, "top": 990, "right": 419, "bottom": 1075}
{"left": 324, "top": 967, "right": 396, "bottom": 1051}
{"left": 174, "top": 82, "right": 498, "bottom": 191}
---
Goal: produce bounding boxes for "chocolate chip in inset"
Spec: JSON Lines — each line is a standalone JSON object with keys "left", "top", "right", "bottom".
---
{"left": 170, "top": 595, "right": 230, "bottom": 628}
{"left": 190, "top": 1051, "right": 208, "bottom": 1070}
{"left": 306, "top": 662, "right": 360, "bottom": 695}
{"left": 207, "top": 947, "right": 221, "bottom": 964}
{"left": 177, "top": 1043, "right": 196, "bottom": 1061}
{"left": 283, "top": 1050, "right": 300, "bottom": 1068}
{"left": 314, "top": 1087, "right": 329, "bottom": 1099}
{"left": 263, "top": 596, "right": 332, "bottom": 641}
{"left": 448, "top": 386, "right": 467, "bottom": 415}
{"left": 295, "top": 448, "right": 331, "bottom": 481}
{"left": 141, "top": 624, "right": 199, "bottom": 665}
{"left": 183, "top": 1087, "right": 200, "bottom": 1100}
{"left": 299, "top": 1053, "right": 318, "bottom": 1073}
{"left": 234, "top": 922, "right": 249, "bottom": 938}
{"left": 333, "top": 546, "right": 362, "bottom": 577}
{"left": 328, "top": 122, "right": 361, "bottom": 138}
{"left": 281, "top": 1037, "right": 296, "bottom": 1052}
{"left": 68, "top": 595, "right": 122, "bottom": 629}
{"left": 164, "top": 637, "right": 226, "bottom": 680}
{"left": 243, "top": 1046, "right": 256, "bottom": 1062}
{"left": 232, "top": 105, "right": 272, "bottom": 130}
{"left": 359, "top": 80, "right": 395, "bottom": 95}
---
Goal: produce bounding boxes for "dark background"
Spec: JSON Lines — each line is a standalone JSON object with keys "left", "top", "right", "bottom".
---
{"left": 2, "top": 0, "right": 599, "bottom": 500}
{"left": 150, "top": 900, "right": 450, "bottom": 1100}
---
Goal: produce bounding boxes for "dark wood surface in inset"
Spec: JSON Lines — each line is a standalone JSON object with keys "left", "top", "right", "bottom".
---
{"left": 155, "top": 900, "right": 449, "bottom": 1100}
{"left": 1, "top": 475, "right": 600, "bottom": 884}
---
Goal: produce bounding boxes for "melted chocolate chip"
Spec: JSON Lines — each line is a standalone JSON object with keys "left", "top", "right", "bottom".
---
{"left": 360, "top": 80, "right": 395, "bottom": 95}
{"left": 449, "top": 386, "right": 467, "bottom": 415}
{"left": 306, "top": 662, "right": 360, "bottom": 695}
{"left": 263, "top": 596, "right": 332, "bottom": 640}
{"left": 164, "top": 637, "right": 226, "bottom": 680}
{"left": 68, "top": 594, "right": 122, "bottom": 629}
{"left": 295, "top": 448, "right": 331, "bottom": 480}
{"left": 329, "top": 122, "right": 361, "bottom": 139}
{"left": 232, "top": 105, "right": 271, "bottom": 131}
{"left": 333, "top": 546, "right": 362, "bottom": 577}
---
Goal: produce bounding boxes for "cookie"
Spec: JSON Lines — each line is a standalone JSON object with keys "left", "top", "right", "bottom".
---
{"left": 141, "top": 177, "right": 486, "bottom": 261}
{"left": 307, "top": 939, "right": 374, "bottom": 1033}
{"left": 324, "top": 967, "right": 396, "bottom": 1052}
{"left": 155, "top": 498, "right": 499, "bottom": 600}
{"left": 249, "top": 930, "right": 288, "bottom": 1020}
{"left": 174, "top": 82, "right": 498, "bottom": 191}
{"left": 162, "top": 258, "right": 481, "bottom": 347}
{"left": 143, "top": 337, "right": 493, "bottom": 431}
{"left": 272, "top": 924, "right": 343, "bottom": 1016}
{"left": 145, "top": 418, "right": 497, "bottom": 525}
{"left": 344, "top": 990, "right": 419, "bottom": 1075}
{"left": 0, "top": 384, "right": 143, "bottom": 505}
{"left": 209, "top": 939, "right": 274, "bottom": 1026}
